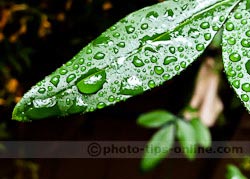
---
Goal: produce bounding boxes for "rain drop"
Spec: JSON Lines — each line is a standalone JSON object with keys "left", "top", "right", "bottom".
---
{"left": 164, "top": 56, "right": 177, "bottom": 65}
{"left": 229, "top": 53, "right": 241, "bottom": 62}
{"left": 50, "top": 75, "right": 60, "bottom": 87}
{"left": 154, "top": 66, "right": 164, "bottom": 75}
{"left": 94, "top": 52, "right": 105, "bottom": 60}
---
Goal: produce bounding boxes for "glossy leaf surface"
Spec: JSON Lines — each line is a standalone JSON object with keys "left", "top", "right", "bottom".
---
{"left": 222, "top": 1, "right": 250, "bottom": 111}
{"left": 13, "top": 0, "right": 240, "bottom": 121}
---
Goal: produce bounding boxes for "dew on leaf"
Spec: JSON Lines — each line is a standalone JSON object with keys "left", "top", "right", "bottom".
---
{"left": 148, "top": 80, "right": 155, "bottom": 88}
{"left": 97, "top": 102, "right": 106, "bottom": 109}
{"left": 108, "top": 95, "right": 115, "bottom": 102}
{"left": 232, "top": 80, "right": 240, "bottom": 88}
{"left": 132, "top": 56, "right": 144, "bottom": 67}
{"left": 86, "top": 48, "right": 92, "bottom": 54}
{"left": 227, "top": 37, "right": 236, "bottom": 45}
{"left": 225, "top": 22, "right": 234, "bottom": 31}
{"left": 50, "top": 75, "right": 60, "bottom": 87}
{"left": 177, "top": 46, "right": 184, "bottom": 52}
{"left": 241, "top": 94, "right": 249, "bottom": 102}
{"left": 246, "top": 30, "right": 250, "bottom": 37}
{"left": 164, "top": 56, "right": 177, "bottom": 65}
{"left": 125, "top": 25, "right": 135, "bottom": 34}
{"left": 180, "top": 61, "right": 187, "bottom": 68}
{"left": 169, "top": 46, "right": 176, "bottom": 54}
{"left": 48, "top": 86, "right": 53, "bottom": 91}
{"left": 204, "top": 33, "right": 211, "bottom": 41}
{"left": 146, "top": 11, "right": 159, "bottom": 18}
{"left": 234, "top": 12, "right": 242, "bottom": 19}
{"left": 94, "top": 52, "right": 105, "bottom": 60}
{"left": 242, "top": 83, "right": 250, "bottom": 92}
{"left": 141, "top": 23, "right": 149, "bottom": 30}
{"left": 120, "top": 76, "right": 143, "bottom": 95}
{"left": 196, "top": 44, "right": 205, "bottom": 51}
{"left": 76, "top": 70, "right": 106, "bottom": 94}
{"left": 238, "top": 72, "right": 243, "bottom": 78}
{"left": 188, "top": 28, "right": 200, "bottom": 38}
{"left": 150, "top": 56, "right": 157, "bottom": 63}
{"left": 38, "top": 88, "right": 46, "bottom": 94}
{"left": 66, "top": 61, "right": 73, "bottom": 66}
{"left": 117, "top": 42, "right": 125, "bottom": 48}
{"left": 241, "top": 19, "right": 247, "bottom": 25}
{"left": 59, "top": 69, "right": 68, "bottom": 75}
{"left": 163, "top": 74, "right": 170, "bottom": 80}
{"left": 200, "top": 22, "right": 210, "bottom": 29}
{"left": 154, "top": 66, "right": 164, "bottom": 75}
{"left": 113, "top": 32, "right": 120, "bottom": 38}
{"left": 73, "top": 64, "right": 79, "bottom": 70}
{"left": 81, "top": 66, "right": 86, "bottom": 72}
{"left": 78, "top": 58, "right": 84, "bottom": 65}
{"left": 66, "top": 74, "right": 76, "bottom": 83}
{"left": 241, "top": 39, "right": 250, "bottom": 48}
{"left": 229, "top": 52, "right": 241, "bottom": 62}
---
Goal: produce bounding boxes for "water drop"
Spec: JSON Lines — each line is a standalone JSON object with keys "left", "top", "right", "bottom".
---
{"left": 50, "top": 75, "right": 60, "bottom": 87}
{"left": 81, "top": 66, "right": 86, "bottom": 72}
{"left": 178, "top": 47, "right": 184, "bottom": 52}
{"left": 132, "top": 56, "right": 144, "bottom": 67}
{"left": 97, "top": 102, "right": 106, "bottom": 109}
{"left": 241, "top": 19, "right": 247, "bottom": 25}
{"left": 141, "top": 23, "right": 148, "bottom": 30}
{"left": 148, "top": 80, "right": 155, "bottom": 88}
{"left": 242, "top": 83, "right": 250, "bottom": 92}
{"left": 48, "top": 86, "right": 53, "bottom": 91}
{"left": 241, "top": 94, "right": 249, "bottom": 102}
{"left": 66, "top": 74, "right": 76, "bottom": 83}
{"left": 238, "top": 72, "right": 243, "bottom": 78}
{"left": 163, "top": 74, "right": 170, "bottom": 80}
{"left": 117, "top": 42, "right": 125, "bottom": 48}
{"left": 78, "top": 58, "right": 84, "bottom": 65}
{"left": 225, "top": 22, "right": 234, "bottom": 31}
{"left": 94, "top": 52, "right": 105, "bottom": 60}
{"left": 180, "top": 61, "right": 187, "bottom": 68}
{"left": 154, "top": 66, "right": 164, "bottom": 75}
{"left": 66, "top": 61, "right": 73, "bottom": 66}
{"left": 108, "top": 95, "right": 115, "bottom": 102}
{"left": 229, "top": 53, "right": 241, "bottom": 62}
{"left": 227, "top": 37, "right": 236, "bottom": 45}
{"left": 73, "top": 64, "right": 79, "bottom": 70}
{"left": 241, "top": 39, "right": 250, "bottom": 48}
{"left": 169, "top": 46, "right": 176, "bottom": 54}
{"left": 38, "top": 88, "right": 46, "bottom": 94}
{"left": 232, "top": 80, "right": 240, "bottom": 88}
{"left": 146, "top": 11, "right": 159, "bottom": 18}
{"left": 196, "top": 44, "right": 205, "bottom": 51}
{"left": 120, "top": 76, "right": 143, "bottom": 95}
{"left": 227, "top": 69, "right": 236, "bottom": 77}
{"left": 164, "top": 56, "right": 177, "bottom": 65}
{"left": 86, "top": 48, "right": 92, "bottom": 54}
{"left": 219, "top": 16, "right": 225, "bottom": 22}
{"left": 150, "top": 56, "right": 157, "bottom": 63}
{"left": 77, "top": 70, "right": 106, "bottom": 94}
{"left": 246, "top": 30, "right": 250, "bottom": 37}
{"left": 113, "top": 32, "right": 120, "bottom": 38}
{"left": 200, "top": 22, "right": 210, "bottom": 29}
{"left": 188, "top": 28, "right": 200, "bottom": 38}
{"left": 204, "top": 33, "right": 211, "bottom": 41}
{"left": 59, "top": 68, "right": 68, "bottom": 75}
{"left": 125, "top": 25, "right": 135, "bottom": 34}
{"left": 234, "top": 12, "right": 242, "bottom": 19}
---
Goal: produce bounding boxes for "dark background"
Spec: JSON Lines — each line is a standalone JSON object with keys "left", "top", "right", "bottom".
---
{"left": 0, "top": 0, "right": 249, "bottom": 178}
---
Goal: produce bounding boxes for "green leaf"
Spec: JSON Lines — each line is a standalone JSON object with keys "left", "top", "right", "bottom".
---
{"left": 222, "top": 1, "right": 250, "bottom": 111}
{"left": 13, "top": 0, "right": 240, "bottom": 121}
{"left": 190, "top": 118, "right": 211, "bottom": 148}
{"left": 176, "top": 119, "right": 196, "bottom": 159}
{"left": 226, "top": 165, "right": 247, "bottom": 179}
{"left": 141, "top": 124, "right": 175, "bottom": 172}
{"left": 137, "top": 110, "right": 176, "bottom": 128}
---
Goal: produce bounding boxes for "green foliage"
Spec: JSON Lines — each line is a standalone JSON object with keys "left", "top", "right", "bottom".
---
{"left": 12, "top": 0, "right": 241, "bottom": 121}
{"left": 138, "top": 110, "right": 211, "bottom": 171}
{"left": 137, "top": 110, "right": 175, "bottom": 128}
{"left": 190, "top": 118, "right": 211, "bottom": 148}
{"left": 222, "top": 1, "right": 250, "bottom": 111}
{"left": 226, "top": 164, "right": 247, "bottom": 179}
{"left": 141, "top": 124, "right": 175, "bottom": 171}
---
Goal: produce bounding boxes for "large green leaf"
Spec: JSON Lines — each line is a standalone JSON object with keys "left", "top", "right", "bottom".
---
{"left": 137, "top": 110, "right": 176, "bottom": 128}
{"left": 190, "top": 118, "right": 211, "bottom": 148}
{"left": 222, "top": 1, "right": 250, "bottom": 111}
{"left": 13, "top": 0, "right": 240, "bottom": 121}
{"left": 176, "top": 119, "right": 196, "bottom": 159}
{"left": 141, "top": 124, "right": 175, "bottom": 172}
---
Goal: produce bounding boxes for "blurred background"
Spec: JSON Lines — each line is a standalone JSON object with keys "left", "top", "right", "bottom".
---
{"left": 0, "top": 0, "right": 250, "bottom": 178}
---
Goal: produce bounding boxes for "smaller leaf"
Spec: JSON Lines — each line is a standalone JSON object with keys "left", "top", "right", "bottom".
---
{"left": 190, "top": 118, "right": 211, "bottom": 148}
{"left": 226, "top": 165, "right": 247, "bottom": 179}
{"left": 176, "top": 119, "right": 196, "bottom": 159}
{"left": 141, "top": 124, "right": 175, "bottom": 172}
{"left": 137, "top": 110, "right": 175, "bottom": 128}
